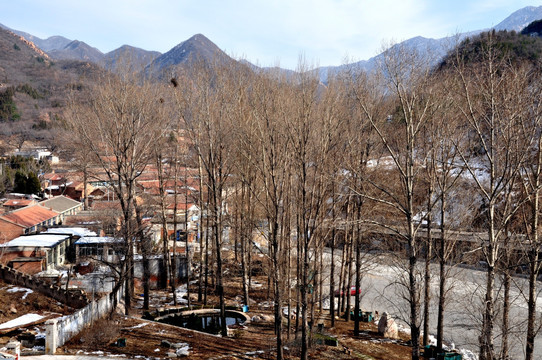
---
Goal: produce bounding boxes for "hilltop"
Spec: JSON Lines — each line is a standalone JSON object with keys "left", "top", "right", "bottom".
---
{"left": 0, "top": 27, "right": 103, "bottom": 151}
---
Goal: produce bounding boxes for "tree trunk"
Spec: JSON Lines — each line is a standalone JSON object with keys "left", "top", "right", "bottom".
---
{"left": 184, "top": 166, "right": 190, "bottom": 308}
{"left": 271, "top": 219, "right": 283, "bottom": 360}
{"left": 423, "top": 188, "right": 432, "bottom": 347}
{"left": 135, "top": 205, "right": 150, "bottom": 311}
{"left": 354, "top": 205, "right": 361, "bottom": 335}
{"left": 330, "top": 225, "right": 336, "bottom": 327}
{"left": 525, "top": 247, "right": 538, "bottom": 360}
{"left": 241, "top": 182, "right": 250, "bottom": 307}
{"left": 345, "top": 217, "right": 353, "bottom": 322}
{"left": 480, "top": 207, "right": 497, "bottom": 360}
{"left": 300, "top": 231, "right": 310, "bottom": 360}
{"left": 338, "top": 230, "right": 347, "bottom": 314}
{"left": 198, "top": 156, "right": 205, "bottom": 302}
{"left": 436, "top": 193, "right": 447, "bottom": 352}
{"left": 204, "top": 190, "right": 210, "bottom": 306}
{"left": 501, "top": 267, "right": 510, "bottom": 360}
{"left": 83, "top": 165, "right": 89, "bottom": 210}
{"left": 525, "top": 148, "right": 541, "bottom": 360}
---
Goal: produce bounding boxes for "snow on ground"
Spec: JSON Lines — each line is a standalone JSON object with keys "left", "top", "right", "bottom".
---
{"left": 354, "top": 256, "right": 487, "bottom": 359}
{"left": 173, "top": 284, "right": 188, "bottom": 304}
{"left": 6, "top": 286, "right": 33, "bottom": 300}
{"left": 460, "top": 349, "right": 478, "bottom": 360}
{"left": 126, "top": 322, "right": 149, "bottom": 330}
{"left": 0, "top": 313, "right": 44, "bottom": 330}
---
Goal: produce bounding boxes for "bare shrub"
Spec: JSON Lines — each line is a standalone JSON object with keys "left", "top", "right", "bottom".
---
{"left": 78, "top": 318, "right": 121, "bottom": 348}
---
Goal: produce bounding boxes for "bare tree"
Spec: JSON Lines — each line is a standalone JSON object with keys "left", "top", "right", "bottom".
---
{"left": 246, "top": 68, "right": 293, "bottom": 359}
{"left": 449, "top": 33, "right": 534, "bottom": 360}
{"left": 349, "top": 43, "right": 440, "bottom": 360}
{"left": 66, "top": 71, "right": 168, "bottom": 315}
{"left": 172, "top": 60, "right": 237, "bottom": 336}
{"left": 515, "top": 65, "right": 542, "bottom": 360}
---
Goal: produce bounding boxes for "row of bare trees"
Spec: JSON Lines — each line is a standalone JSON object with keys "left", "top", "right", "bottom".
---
{"left": 65, "top": 32, "right": 542, "bottom": 360}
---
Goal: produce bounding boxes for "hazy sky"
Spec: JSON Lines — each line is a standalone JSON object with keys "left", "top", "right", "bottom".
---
{"left": 2, "top": 0, "right": 542, "bottom": 69}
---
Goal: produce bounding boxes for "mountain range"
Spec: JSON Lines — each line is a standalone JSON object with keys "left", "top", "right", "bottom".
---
{"left": 3, "top": 5, "right": 542, "bottom": 82}
{"left": 0, "top": 5, "right": 541, "bottom": 153}
{"left": 317, "top": 5, "right": 542, "bottom": 81}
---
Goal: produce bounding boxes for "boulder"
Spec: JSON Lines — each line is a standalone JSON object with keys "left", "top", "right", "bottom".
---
{"left": 251, "top": 314, "right": 273, "bottom": 323}
{"left": 377, "top": 312, "right": 398, "bottom": 339}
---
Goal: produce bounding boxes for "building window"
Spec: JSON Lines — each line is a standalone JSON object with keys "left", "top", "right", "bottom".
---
{"left": 79, "top": 245, "right": 103, "bottom": 258}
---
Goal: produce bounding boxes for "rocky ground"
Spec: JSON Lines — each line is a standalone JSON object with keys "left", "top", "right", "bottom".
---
{"left": 0, "top": 281, "right": 72, "bottom": 353}
{"left": 0, "top": 255, "right": 417, "bottom": 359}
{"left": 0, "top": 283, "right": 69, "bottom": 324}
{"left": 57, "top": 264, "right": 415, "bottom": 360}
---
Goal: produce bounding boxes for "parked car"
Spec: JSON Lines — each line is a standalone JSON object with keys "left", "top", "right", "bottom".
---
{"left": 334, "top": 286, "right": 361, "bottom": 297}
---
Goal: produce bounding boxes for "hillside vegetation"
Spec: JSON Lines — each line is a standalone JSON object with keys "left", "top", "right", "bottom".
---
{"left": 440, "top": 28, "right": 542, "bottom": 69}
{"left": 0, "top": 27, "right": 103, "bottom": 152}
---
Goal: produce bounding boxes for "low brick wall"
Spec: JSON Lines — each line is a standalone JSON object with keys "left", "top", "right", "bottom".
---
{"left": 45, "top": 283, "right": 124, "bottom": 354}
{"left": 0, "top": 263, "right": 88, "bottom": 308}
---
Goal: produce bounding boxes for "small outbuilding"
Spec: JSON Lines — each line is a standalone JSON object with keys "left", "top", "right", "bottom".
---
{"left": 0, "top": 234, "right": 72, "bottom": 274}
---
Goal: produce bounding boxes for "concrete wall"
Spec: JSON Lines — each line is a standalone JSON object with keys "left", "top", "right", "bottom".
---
{"left": 133, "top": 255, "right": 187, "bottom": 289}
{"left": 0, "top": 263, "right": 88, "bottom": 308}
{"left": 45, "top": 283, "right": 124, "bottom": 354}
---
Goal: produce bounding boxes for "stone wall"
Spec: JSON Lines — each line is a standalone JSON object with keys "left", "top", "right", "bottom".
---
{"left": 0, "top": 263, "right": 88, "bottom": 308}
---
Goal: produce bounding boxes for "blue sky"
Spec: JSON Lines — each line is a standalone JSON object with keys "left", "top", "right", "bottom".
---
{"left": 2, "top": 0, "right": 542, "bottom": 69}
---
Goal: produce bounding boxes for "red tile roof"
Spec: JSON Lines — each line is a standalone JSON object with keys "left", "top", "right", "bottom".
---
{"left": 42, "top": 173, "right": 65, "bottom": 181}
{"left": 3, "top": 199, "right": 37, "bottom": 208}
{"left": 166, "top": 203, "right": 196, "bottom": 210}
{"left": 91, "top": 201, "right": 122, "bottom": 211}
{"left": 0, "top": 204, "right": 59, "bottom": 228}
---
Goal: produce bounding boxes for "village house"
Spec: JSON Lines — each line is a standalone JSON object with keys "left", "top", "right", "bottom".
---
{"left": 14, "top": 148, "right": 57, "bottom": 163}
{"left": 40, "top": 172, "right": 67, "bottom": 190}
{"left": 47, "top": 180, "right": 94, "bottom": 202}
{"left": 42, "top": 226, "right": 98, "bottom": 238}
{"left": 40, "top": 195, "right": 83, "bottom": 222}
{"left": 0, "top": 204, "right": 61, "bottom": 242}
{"left": 0, "top": 233, "right": 72, "bottom": 274}
{"left": 2, "top": 198, "right": 37, "bottom": 212}
{"left": 149, "top": 201, "right": 200, "bottom": 252}
{"left": 74, "top": 236, "right": 122, "bottom": 264}
{"left": 0, "top": 217, "right": 26, "bottom": 243}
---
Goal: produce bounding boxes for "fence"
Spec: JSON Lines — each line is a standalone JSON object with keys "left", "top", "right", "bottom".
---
{"left": 45, "top": 283, "right": 124, "bottom": 354}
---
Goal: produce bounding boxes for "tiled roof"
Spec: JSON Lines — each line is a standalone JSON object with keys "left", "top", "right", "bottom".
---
{"left": 0, "top": 204, "right": 59, "bottom": 228}
{"left": 166, "top": 203, "right": 196, "bottom": 210}
{"left": 3, "top": 199, "right": 36, "bottom": 207}
{"left": 40, "top": 196, "right": 82, "bottom": 213}
{"left": 91, "top": 201, "right": 122, "bottom": 211}
{"left": 42, "top": 173, "right": 65, "bottom": 181}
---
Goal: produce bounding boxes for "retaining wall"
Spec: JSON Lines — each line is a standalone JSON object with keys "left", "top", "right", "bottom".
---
{"left": 0, "top": 263, "right": 88, "bottom": 308}
{"left": 45, "top": 283, "right": 124, "bottom": 354}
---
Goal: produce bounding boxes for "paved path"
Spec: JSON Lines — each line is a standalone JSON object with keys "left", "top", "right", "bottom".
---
{"left": 318, "top": 251, "right": 540, "bottom": 359}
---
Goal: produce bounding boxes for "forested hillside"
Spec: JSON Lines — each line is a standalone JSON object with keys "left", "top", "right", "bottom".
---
{"left": 0, "top": 27, "right": 102, "bottom": 152}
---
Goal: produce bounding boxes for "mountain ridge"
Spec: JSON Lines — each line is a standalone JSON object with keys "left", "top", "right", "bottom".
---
{"left": 314, "top": 5, "right": 542, "bottom": 82}
{"left": 144, "top": 33, "right": 235, "bottom": 78}
{"left": 2, "top": 5, "right": 542, "bottom": 80}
